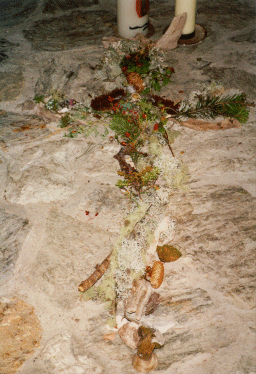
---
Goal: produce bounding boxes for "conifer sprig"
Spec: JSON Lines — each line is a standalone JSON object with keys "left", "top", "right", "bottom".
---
{"left": 175, "top": 93, "right": 249, "bottom": 123}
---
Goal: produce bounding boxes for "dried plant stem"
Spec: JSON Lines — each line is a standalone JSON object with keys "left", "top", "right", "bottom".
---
{"left": 76, "top": 143, "right": 100, "bottom": 160}
{"left": 78, "top": 252, "right": 112, "bottom": 292}
{"left": 164, "top": 131, "right": 175, "bottom": 157}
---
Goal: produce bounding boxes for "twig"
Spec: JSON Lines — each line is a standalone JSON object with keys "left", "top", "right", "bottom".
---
{"left": 164, "top": 131, "right": 175, "bottom": 157}
{"left": 78, "top": 252, "right": 112, "bottom": 292}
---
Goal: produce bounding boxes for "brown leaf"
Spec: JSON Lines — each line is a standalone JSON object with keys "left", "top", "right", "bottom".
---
{"left": 157, "top": 245, "right": 182, "bottom": 262}
{"left": 181, "top": 118, "right": 241, "bottom": 131}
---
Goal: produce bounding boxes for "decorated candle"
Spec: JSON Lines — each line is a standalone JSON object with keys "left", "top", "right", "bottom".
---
{"left": 175, "top": 0, "right": 197, "bottom": 36}
{"left": 117, "top": 0, "right": 149, "bottom": 39}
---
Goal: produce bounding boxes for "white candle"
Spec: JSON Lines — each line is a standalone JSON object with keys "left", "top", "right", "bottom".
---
{"left": 175, "top": 0, "right": 197, "bottom": 35}
{"left": 117, "top": 0, "right": 149, "bottom": 39}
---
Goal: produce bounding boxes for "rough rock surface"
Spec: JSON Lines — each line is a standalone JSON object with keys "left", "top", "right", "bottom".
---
{"left": 42, "top": 0, "right": 98, "bottom": 14}
{"left": 0, "top": 209, "right": 30, "bottom": 286}
{"left": 23, "top": 11, "right": 117, "bottom": 51}
{"left": 0, "top": 0, "right": 255, "bottom": 373}
{"left": 0, "top": 71, "right": 25, "bottom": 101}
{"left": 0, "top": 298, "right": 42, "bottom": 374}
{"left": 0, "top": 38, "right": 19, "bottom": 62}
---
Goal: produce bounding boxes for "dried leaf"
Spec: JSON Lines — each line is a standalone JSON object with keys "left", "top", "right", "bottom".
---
{"left": 156, "top": 245, "right": 182, "bottom": 262}
{"left": 181, "top": 117, "right": 242, "bottom": 131}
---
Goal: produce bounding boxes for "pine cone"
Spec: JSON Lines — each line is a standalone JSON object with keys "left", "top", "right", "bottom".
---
{"left": 150, "top": 261, "right": 164, "bottom": 289}
{"left": 126, "top": 72, "right": 145, "bottom": 92}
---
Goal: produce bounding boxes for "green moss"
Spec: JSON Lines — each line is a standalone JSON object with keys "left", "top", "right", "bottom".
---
{"left": 33, "top": 95, "right": 45, "bottom": 103}
{"left": 60, "top": 113, "right": 72, "bottom": 128}
{"left": 80, "top": 284, "right": 99, "bottom": 301}
{"left": 140, "top": 166, "right": 160, "bottom": 184}
{"left": 98, "top": 278, "right": 115, "bottom": 302}
{"left": 119, "top": 203, "right": 150, "bottom": 240}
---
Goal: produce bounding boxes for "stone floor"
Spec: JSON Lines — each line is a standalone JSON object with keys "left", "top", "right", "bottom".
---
{"left": 0, "top": 0, "right": 255, "bottom": 373}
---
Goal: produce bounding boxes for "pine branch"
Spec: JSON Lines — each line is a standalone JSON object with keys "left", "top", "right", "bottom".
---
{"left": 175, "top": 93, "right": 249, "bottom": 123}
{"left": 110, "top": 113, "right": 141, "bottom": 141}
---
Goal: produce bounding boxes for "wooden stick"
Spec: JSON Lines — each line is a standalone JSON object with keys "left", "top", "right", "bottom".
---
{"left": 78, "top": 252, "right": 112, "bottom": 292}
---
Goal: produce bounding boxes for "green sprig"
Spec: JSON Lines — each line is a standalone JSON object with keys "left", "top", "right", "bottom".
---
{"left": 177, "top": 93, "right": 249, "bottom": 123}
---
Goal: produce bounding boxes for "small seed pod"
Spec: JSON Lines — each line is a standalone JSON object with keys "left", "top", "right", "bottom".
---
{"left": 150, "top": 261, "right": 164, "bottom": 289}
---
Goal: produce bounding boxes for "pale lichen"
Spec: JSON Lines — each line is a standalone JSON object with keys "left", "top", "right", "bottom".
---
{"left": 154, "top": 155, "right": 189, "bottom": 190}
{"left": 115, "top": 234, "right": 146, "bottom": 297}
{"left": 118, "top": 239, "right": 145, "bottom": 273}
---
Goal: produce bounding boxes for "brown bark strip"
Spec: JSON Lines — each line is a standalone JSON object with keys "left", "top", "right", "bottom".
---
{"left": 114, "top": 146, "right": 138, "bottom": 175}
{"left": 78, "top": 252, "right": 112, "bottom": 292}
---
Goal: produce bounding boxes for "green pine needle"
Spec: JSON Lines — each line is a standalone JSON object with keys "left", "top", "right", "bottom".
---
{"left": 177, "top": 92, "right": 249, "bottom": 123}
{"left": 110, "top": 114, "right": 137, "bottom": 139}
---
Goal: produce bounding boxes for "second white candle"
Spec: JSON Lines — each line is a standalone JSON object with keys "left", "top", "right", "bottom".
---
{"left": 175, "top": 0, "right": 197, "bottom": 35}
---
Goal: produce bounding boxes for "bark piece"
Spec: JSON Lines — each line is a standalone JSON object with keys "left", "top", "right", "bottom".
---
{"left": 146, "top": 216, "right": 170, "bottom": 266}
{"left": 132, "top": 352, "right": 158, "bottom": 372}
{"left": 118, "top": 322, "right": 140, "bottom": 349}
{"left": 156, "top": 13, "right": 187, "bottom": 50}
{"left": 103, "top": 333, "right": 116, "bottom": 341}
{"left": 125, "top": 279, "right": 153, "bottom": 322}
